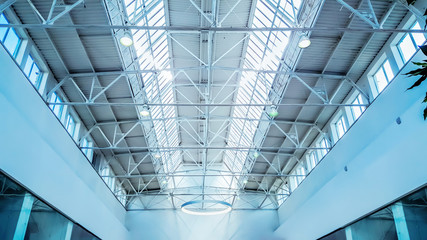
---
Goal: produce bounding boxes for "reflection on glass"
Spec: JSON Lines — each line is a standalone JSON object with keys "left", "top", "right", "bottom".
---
{"left": 319, "top": 186, "right": 427, "bottom": 240}
{"left": 0, "top": 172, "right": 99, "bottom": 240}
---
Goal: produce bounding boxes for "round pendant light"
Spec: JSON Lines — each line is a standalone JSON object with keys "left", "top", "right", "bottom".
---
{"left": 120, "top": 32, "right": 134, "bottom": 47}
{"left": 298, "top": 35, "right": 311, "bottom": 49}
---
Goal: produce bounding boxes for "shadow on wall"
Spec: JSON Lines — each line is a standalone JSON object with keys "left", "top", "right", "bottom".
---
{"left": 126, "top": 210, "right": 284, "bottom": 240}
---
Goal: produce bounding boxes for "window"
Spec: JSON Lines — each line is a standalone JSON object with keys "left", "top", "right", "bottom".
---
{"left": 373, "top": 60, "right": 394, "bottom": 94}
{"left": 317, "top": 137, "right": 330, "bottom": 159}
{"left": 397, "top": 22, "right": 426, "bottom": 63}
{"left": 0, "top": 14, "right": 21, "bottom": 57}
{"left": 65, "top": 114, "right": 76, "bottom": 138}
{"left": 81, "top": 138, "right": 94, "bottom": 162}
{"left": 306, "top": 151, "right": 318, "bottom": 172}
{"left": 23, "top": 55, "right": 42, "bottom": 88}
{"left": 350, "top": 94, "right": 366, "bottom": 122}
{"left": 49, "top": 92, "right": 64, "bottom": 120}
{"left": 335, "top": 115, "right": 347, "bottom": 140}
{"left": 295, "top": 164, "right": 306, "bottom": 185}
{"left": 100, "top": 165, "right": 116, "bottom": 192}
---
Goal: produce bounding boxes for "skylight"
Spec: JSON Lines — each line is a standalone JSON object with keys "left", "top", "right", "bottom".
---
{"left": 224, "top": 0, "right": 302, "bottom": 187}
{"left": 124, "top": 0, "right": 181, "bottom": 179}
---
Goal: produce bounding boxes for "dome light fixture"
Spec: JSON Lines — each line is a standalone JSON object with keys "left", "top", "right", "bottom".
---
{"left": 139, "top": 105, "right": 150, "bottom": 117}
{"left": 181, "top": 200, "right": 232, "bottom": 216}
{"left": 253, "top": 151, "right": 260, "bottom": 158}
{"left": 120, "top": 32, "right": 133, "bottom": 47}
{"left": 268, "top": 105, "right": 279, "bottom": 118}
{"left": 298, "top": 35, "right": 311, "bottom": 49}
{"left": 153, "top": 151, "right": 161, "bottom": 159}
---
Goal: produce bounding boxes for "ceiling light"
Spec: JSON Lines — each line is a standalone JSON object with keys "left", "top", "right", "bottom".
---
{"left": 243, "top": 179, "right": 248, "bottom": 184}
{"left": 162, "top": 179, "right": 167, "bottom": 184}
{"left": 139, "top": 105, "right": 150, "bottom": 117}
{"left": 120, "top": 32, "right": 133, "bottom": 47}
{"left": 253, "top": 151, "right": 259, "bottom": 158}
{"left": 298, "top": 35, "right": 311, "bottom": 49}
{"left": 268, "top": 105, "right": 279, "bottom": 118}
{"left": 181, "top": 200, "right": 232, "bottom": 216}
{"left": 153, "top": 152, "right": 161, "bottom": 159}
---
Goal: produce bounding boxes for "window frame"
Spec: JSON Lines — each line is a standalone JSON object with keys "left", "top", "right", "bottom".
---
{"left": 396, "top": 21, "right": 426, "bottom": 64}
{"left": 0, "top": 13, "right": 22, "bottom": 58}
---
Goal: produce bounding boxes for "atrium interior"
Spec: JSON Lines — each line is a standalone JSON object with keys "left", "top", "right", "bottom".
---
{"left": 0, "top": 0, "right": 426, "bottom": 239}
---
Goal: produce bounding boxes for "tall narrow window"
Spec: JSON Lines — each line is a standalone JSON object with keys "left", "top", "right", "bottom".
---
{"left": 350, "top": 94, "right": 366, "bottom": 121}
{"left": 0, "top": 14, "right": 21, "bottom": 57}
{"left": 81, "top": 138, "right": 94, "bottom": 162}
{"left": 49, "top": 92, "right": 64, "bottom": 119}
{"left": 317, "top": 137, "right": 329, "bottom": 159}
{"left": 373, "top": 60, "right": 394, "bottom": 94}
{"left": 295, "top": 164, "right": 306, "bottom": 185}
{"left": 23, "top": 55, "right": 42, "bottom": 88}
{"left": 65, "top": 115, "right": 76, "bottom": 138}
{"left": 306, "top": 151, "right": 318, "bottom": 172}
{"left": 397, "top": 22, "right": 426, "bottom": 63}
{"left": 335, "top": 115, "right": 347, "bottom": 140}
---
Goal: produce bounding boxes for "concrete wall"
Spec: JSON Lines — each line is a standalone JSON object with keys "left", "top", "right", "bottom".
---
{"left": 126, "top": 210, "right": 280, "bottom": 240}
{"left": 0, "top": 44, "right": 129, "bottom": 239}
{"left": 275, "top": 50, "right": 427, "bottom": 239}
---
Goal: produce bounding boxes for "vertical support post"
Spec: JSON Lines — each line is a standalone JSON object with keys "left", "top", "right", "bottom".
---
{"left": 391, "top": 202, "right": 410, "bottom": 239}
{"left": 13, "top": 193, "right": 34, "bottom": 240}
{"left": 64, "top": 221, "right": 74, "bottom": 240}
{"left": 345, "top": 226, "right": 353, "bottom": 240}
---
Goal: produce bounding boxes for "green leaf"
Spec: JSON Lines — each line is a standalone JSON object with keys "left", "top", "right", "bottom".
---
{"left": 420, "top": 45, "right": 427, "bottom": 56}
{"left": 424, "top": 107, "right": 427, "bottom": 120}
{"left": 404, "top": 68, "right": 425, "bottom": 76}
{"left": 407, "top": 75, "right": 427, "bottom": 90}
{"left": 413, "top": 61, "right": 427, "bottom": 66}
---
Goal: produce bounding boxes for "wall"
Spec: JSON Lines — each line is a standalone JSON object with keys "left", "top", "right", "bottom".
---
{"left": 275, "top": 50, "right": 427, "bottom": 239}
{"left": 0, "top": 45, "right": 129, "bottom": 239}
{"left": 126, "top": 210, "right": 280, "bottom": 240}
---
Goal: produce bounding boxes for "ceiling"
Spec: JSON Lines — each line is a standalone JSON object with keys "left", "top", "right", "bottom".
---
{"left": 7, "top": 0, "right": 412, "bottom": 210}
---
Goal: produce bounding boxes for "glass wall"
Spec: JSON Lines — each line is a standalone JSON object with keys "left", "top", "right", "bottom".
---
{"left": 0, "top": 172, "right": 99, "bottom": 240}
{"left": 319, "top": 185, "right": 427, "bottom": 240}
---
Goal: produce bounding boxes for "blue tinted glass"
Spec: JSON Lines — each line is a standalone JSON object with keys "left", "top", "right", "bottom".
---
{"left": 23, "top": 55, "right": 34, "bottom": 76}
{"left": 29, "top": 63, "right": 40, "bottom": 86}
{"left": 3, "top": 28, "right": 20, "bottom": 56}
{"left": 0, "top": 14, "right": 8, "bottom": 41}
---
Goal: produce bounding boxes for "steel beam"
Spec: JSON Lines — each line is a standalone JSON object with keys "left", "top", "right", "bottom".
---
{"left": 48, "top": 102, "right": 368, "bottom": 107}
{"left": 0, "top": 0, "right": 16, "bottom": 13}
{"left": 66, "top": 67, "right": 347, "bottom": 78}
{"left": 2, "top": 23, "right": 426, "bottom": 33}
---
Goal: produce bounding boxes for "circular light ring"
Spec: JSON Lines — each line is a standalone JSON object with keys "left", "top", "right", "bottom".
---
{"left": 181, "top": 200, "right": 232, "bottom": 216}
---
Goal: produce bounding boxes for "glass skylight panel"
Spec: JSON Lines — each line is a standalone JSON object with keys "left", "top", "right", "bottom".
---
{"left": 123, "top": 0, "right": 181, "bottom": 175}
{"left": 224, "top": 0, "right": 302, "bottom": 183}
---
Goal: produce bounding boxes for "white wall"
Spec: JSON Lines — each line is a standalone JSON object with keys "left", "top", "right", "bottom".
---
{"left": 275, "top": 50, "right": 427, "bottom": 239}
{"left": 0, "top": 46, "right": 129, "bottom": 239}
{"left": 126, "top": 210, "right": 280, "bottom": 240}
